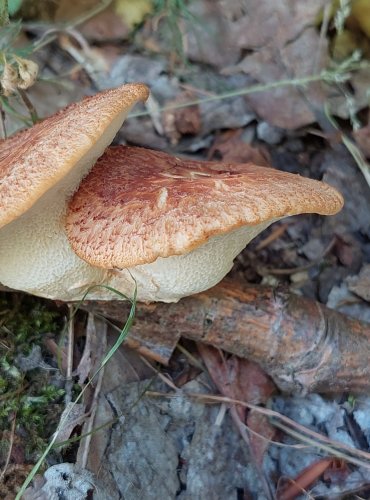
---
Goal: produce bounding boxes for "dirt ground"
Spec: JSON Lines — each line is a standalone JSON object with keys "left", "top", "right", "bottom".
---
{"left": 1, "top": 1, "right": 370, "bottom": 498}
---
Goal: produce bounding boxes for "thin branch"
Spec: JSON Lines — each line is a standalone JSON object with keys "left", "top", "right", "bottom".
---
{"left": 0, "top": 413, "right": 16, "bottom": 484}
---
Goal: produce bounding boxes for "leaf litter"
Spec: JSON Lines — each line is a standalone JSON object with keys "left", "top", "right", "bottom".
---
{"left": 1, "top": 0, "right": 370, "bottom": 498}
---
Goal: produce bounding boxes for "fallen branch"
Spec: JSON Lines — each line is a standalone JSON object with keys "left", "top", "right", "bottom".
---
{"left": 86, "top": 280, "right": 370, "bottom": 395}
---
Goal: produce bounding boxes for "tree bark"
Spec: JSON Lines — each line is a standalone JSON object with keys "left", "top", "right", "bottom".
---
{"left": 85, "top": 280, "right": 370, "bottom": 395}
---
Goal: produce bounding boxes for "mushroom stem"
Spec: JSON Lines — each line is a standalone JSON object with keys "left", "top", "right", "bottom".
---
{"left": 0, "top": 112, "right": 131, "bottom": 299}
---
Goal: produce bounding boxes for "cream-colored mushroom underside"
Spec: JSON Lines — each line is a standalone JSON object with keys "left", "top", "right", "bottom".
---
{"left": 0, "top": 190, "right": 272, "bottom": 302}
{"left": 0, "top": 108, "right": 273, "bottom": 301}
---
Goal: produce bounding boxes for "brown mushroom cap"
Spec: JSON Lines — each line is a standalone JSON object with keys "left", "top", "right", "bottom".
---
{"left": 65, "top": 146, "right": 344, "bottom": 269}
{"left": 0, "top": 83, "right": 149, "bottom": 229}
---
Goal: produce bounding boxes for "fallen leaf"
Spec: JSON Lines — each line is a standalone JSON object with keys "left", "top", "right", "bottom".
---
{"left": 198, "top": 345, "right": 276, "bottom": 465}
{"left": 162, "top": 91, "right": 201, "bottom": 145}
{"left": 229, "top": 30, "right": 327, "bottom": 129}
{"left": 247, "top": 410, "right": 276, "bottom": 466}
{"left": 200, "top": 94, "right": 255, "bottom": 137}
{"left": 74, "top": 313, "right": 105, "bottom": 384}
{"left": 276, "top": 458, "right": 335, "bottom": 500}
{"left": 198, "top": 345, "right": 275, "bottom": 410}
{"left": 232, "top": 0, "right": 328, "bottom": 50}
{"left": 333, "top": 233, "right": 363, "bottom": 271}
{"left": 115, "top": 0, "right": 153, "bottom": 30}
{"left": 222, "top": 0, "right": 329, "bottom": 129}
{"left": 208, "top": 129, "right": 271, "bottom": 166}
{"left": 184, "top": 0, "right": 241, "bottom": 68}
{"left": 53, "top": 402, "right": 86, "bottom": 447}
{"left": 80, "top": 5, "right": 129, "bottom": 42}
{"left": 348, "top": 264, "right": 370, "bottom": 302}
{"left": 55, "top": 0, "right": 100, "bottom": 22}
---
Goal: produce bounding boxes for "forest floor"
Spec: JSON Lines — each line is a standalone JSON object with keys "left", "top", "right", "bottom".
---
{"left": 1, "top": 1, "right": 370, "bottom": 498}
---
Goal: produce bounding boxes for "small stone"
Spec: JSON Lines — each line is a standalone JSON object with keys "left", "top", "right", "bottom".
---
{"left": 256, "top": 121, "right": 284, "bottom": 144}
{"left": 290, "top": 270, "right": 309, "bottom": 284}
{"left": 299, "top": 238, "right": 325, "bottom": 260}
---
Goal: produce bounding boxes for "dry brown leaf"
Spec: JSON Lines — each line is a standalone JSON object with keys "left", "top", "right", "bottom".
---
{"left": 74, "top": 313, "right": 105, "bottom": 385}
{"left": 209, "top": 129, "right": 271, "bottom": 166}
{"left": 198, "top": 345, "right": 275, "bottom": 415}
{"left": 247, "top": 410, "right": 276, "bottom": 466}
{"left": 223, "top": 0, "right": 329, "bottom": 129}
{"left": 228, "top": 30, "right": 327, "bottom": 129}
{"left": 198, "top": 345, "right": 276, "bottom": 465}
{"left": 162, "top": 91, "right": 201, "bottom": 145}
{"left": 232, "top": 0, "right": 328, "bottom": 49}
{"left": 184, "top": 0, "right": 241, "bottom": 68}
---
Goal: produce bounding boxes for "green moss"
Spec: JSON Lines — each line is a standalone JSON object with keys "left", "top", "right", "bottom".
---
{"left": 0, "top": 293, "right": 65, "bottom": 460}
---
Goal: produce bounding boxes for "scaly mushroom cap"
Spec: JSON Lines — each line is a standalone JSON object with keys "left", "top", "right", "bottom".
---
{"left": 0, "top": 83, "right": 149, "bottom": 229}
{"left": 66, "top": 146, "right": 344, "bottom": 269}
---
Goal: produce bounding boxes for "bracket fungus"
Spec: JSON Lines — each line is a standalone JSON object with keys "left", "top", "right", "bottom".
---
{"left": 0, "top": 84, "right": 343, "bottom": 302}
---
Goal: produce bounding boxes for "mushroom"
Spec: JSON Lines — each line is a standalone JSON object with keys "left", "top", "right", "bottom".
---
{"left": 0, "top": 83, "right": 149, "bottom": 299}
{"left": 65, "top": 146, "right": 343, "bottom": 302}
{"left": 0, "top": 85, "right": 343, "bottom": 302}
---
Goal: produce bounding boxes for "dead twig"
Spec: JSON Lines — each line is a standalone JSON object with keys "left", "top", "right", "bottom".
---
{"left": 0, "top": 414, "right": 16, "bottom": 484}
{"left": 86, "top": 279, "right": 370, "bottom": 395}
{"left": 76, "top": 316, "right": 107, "bottom": 468}
{"left": 64, "top": 305, "right": 74, "bottom": 404}
{"left": 0, "top": 102, "right": 6, "bottom": 139}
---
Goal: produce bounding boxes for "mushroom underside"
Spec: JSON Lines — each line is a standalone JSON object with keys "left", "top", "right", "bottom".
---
{"left": 0, "top": 143, "right": 343, "bottom": 302}
{"left": 0, "top": 201, "right": 273, "bottom": 302}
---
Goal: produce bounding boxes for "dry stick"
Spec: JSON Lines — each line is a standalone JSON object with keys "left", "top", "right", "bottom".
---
{"left": 65, "top": 305, "right": 74, "bottom": 404}
{"left": 193, "top": 394, "right": 370, "bottom": 466}
{"left": 77, "top": 317, "right": 107, "bottom": 469}
{"left": 78, "top": 365, "right": 105, "bottom": 469}
{"left": 229, "top": 405, "right": 275, "bottom": 500}
{"left": 0, "top": 414, "right": 16, "bottom": 484}
{"left": 0, "top": 103, "right": 6, "bottom": 139}
{"left": 87, "top": 280, "right": 370, "bottom": 395}
{"left": 17, "top": 89, "right": 39, "bottom": 124}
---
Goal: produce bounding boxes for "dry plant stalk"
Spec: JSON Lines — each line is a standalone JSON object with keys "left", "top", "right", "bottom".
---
{"left": 88, "top": 280, "right": 370, "bottom": 395}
